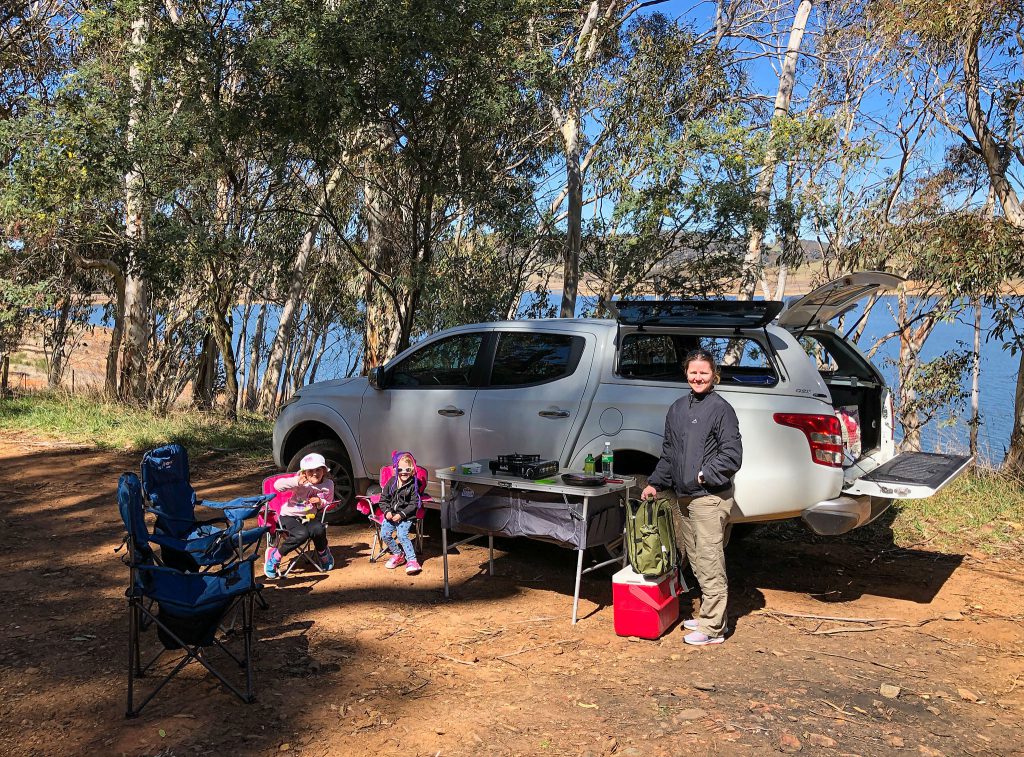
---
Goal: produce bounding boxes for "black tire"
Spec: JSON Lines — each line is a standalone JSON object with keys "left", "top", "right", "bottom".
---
{"left": 587, "top": 534, "right": 625, "bottom": 577}
{"left": 287, "top": 440, "right": 358, "bottom": 523}
{"left": 725, "top": 522, "right": 759, "bottom": 549}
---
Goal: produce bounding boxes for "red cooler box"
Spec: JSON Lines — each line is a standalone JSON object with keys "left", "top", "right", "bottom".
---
{"left": 612, "top": 566, "right": 680, "bottom": 639}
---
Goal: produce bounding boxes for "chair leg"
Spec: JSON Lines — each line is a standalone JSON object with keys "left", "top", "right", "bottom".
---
{"left": 126, "top": 600, "right": 137, "bottom": 718}
{"left": 369, "top": 528, "right": 384, "bottom": 563}
{"left": 243, "top": 592, "right": 255, "bottom": 702}
{"left": 415, "top": 519, "right": 424, "bottom": 554}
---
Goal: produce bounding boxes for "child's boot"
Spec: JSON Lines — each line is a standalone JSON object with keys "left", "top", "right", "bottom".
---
{"left": 319, "top": 548, "right": 335, "bottom": 571}
{"left": 264, "top": 546, "right": 282, "bottom": 579}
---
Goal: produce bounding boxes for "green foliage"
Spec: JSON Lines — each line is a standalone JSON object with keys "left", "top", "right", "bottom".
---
{"left": 0, "top": 244, "right": 52, "bottom": 358}
{"left": 894, "top": 348, "right": 972, "bottom": 429}
{"left": 0, "top": 390, "right": 272, "bottom": 454}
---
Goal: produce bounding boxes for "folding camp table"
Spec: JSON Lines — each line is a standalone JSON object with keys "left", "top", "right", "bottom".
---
{"left": 436, "top": 463, "right": 635, "bottom": 624}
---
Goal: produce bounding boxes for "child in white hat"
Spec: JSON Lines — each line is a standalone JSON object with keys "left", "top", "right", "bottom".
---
{"left": 265, "top": 452, "right": 336, "bottom": 577}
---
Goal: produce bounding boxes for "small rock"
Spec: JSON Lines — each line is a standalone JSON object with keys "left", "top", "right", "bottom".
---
{"left": 887, "top": 736, "right": 905, "bottom": 748}
{"left": 435, "top": 728, "right": 445, "bottom": 735}
{"left": 279, "top": 745, "right": 290, "bottom": 752}
{"left": 807, "top": 734, "right": 836, "bottom": 748}
{"left": 926, "top": 706, "right": 941, "bottom": 715}
{"left": 918, "top": 746, "right": 945, "bottom": 756}
{"left": 692, "top": 681, "right": 716, "bottom": 692}
{"left": 669, "top": 654, "right": 680, "bottom": 661}
{"left": 942, "top": 612, "right": 963, "bottom": 622}
{"left": 676, "top": 708, "right": 707, "bottom": 721}
{"left": 957, "top": 688, "right": 979, "bottom": 702}
{"left": 880, "top": 684, "right": 901, "bottom": 699}
{"left": 779, "top": 732, "right": 802, "bottom": 752}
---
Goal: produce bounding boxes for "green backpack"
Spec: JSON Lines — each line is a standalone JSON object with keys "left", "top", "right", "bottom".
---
{"left": 625, "top": 497, "right": 679, "bottom": 579}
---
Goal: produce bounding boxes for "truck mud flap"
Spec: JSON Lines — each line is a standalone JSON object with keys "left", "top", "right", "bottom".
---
{"left": 845, "top": 452, "right": 972, "bottom": 500}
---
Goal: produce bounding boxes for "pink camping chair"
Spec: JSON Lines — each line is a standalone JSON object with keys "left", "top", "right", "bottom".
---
{"left": 355, "top": 465, "right": 431, "bottom": 563}
{"left": 259, "top": 473, "right": 338, "bottom": 577}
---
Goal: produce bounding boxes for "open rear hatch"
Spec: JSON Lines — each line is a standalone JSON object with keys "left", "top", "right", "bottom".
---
{"left": 777, "top": 271, "right": 904, "bottom": 330}
{"left": 845, "top": 452, "right": 972, "bottom": 499}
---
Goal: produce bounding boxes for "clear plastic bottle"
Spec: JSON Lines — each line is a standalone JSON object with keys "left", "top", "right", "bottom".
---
{"left": 601, "top": 442, "right": 614, "bottom": 478}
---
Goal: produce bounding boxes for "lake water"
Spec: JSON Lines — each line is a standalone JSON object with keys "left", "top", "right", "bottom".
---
{"left": 89, "top": 293, "right": 1021, "bottom": 464}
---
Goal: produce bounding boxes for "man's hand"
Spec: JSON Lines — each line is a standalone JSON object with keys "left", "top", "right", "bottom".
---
{"left": 640, "top": 485, "right": 657, "bottom": 500}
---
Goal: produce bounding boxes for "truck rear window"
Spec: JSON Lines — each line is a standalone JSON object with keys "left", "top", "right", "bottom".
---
{"left": 618, "top": 333, "right": 778, "bottom": 387}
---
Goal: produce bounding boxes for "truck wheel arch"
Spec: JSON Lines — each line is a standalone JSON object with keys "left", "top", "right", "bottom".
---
{"left": 279, "top": 403, "right": 367, "bottom": 481}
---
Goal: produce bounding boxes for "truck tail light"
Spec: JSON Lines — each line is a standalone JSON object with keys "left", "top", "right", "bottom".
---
{"left": 773, "top": 413, "right": 844, "bottom": 467}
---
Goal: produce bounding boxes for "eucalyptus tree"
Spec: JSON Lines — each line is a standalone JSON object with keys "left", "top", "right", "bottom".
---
{"left": 576, "top": 11, "right": 746, "bottom": 308}
{"left": 304, "top": 0, "right": 554, "bottom": 368}
{"left": 871, "top": 0, "right": 1024, "bottom": 470}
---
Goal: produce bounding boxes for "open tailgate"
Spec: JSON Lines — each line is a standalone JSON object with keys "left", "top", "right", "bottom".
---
{"left": 844, "top": 452, "right": 972, "bottom": 500}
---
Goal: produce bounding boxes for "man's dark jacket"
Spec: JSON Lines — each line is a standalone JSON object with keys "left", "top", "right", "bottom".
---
{"left": 648, "top": 389, "right": 743, "bottom": 497}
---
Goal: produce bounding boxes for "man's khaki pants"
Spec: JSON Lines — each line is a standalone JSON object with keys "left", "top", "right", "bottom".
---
{"left": 671, "top": 490, "right": 733, "bottom": 638}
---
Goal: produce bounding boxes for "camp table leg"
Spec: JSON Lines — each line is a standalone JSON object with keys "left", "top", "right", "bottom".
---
{"left": 572, "top": 494, "right": 591, "bottom": 625}
{"left": 441, "top": 480, "right": 450, "bottom": 599}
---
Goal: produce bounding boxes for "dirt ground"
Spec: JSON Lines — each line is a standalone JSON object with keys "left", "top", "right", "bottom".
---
{"left": 1, "top": 436, "right": 1022, "bottom": 757}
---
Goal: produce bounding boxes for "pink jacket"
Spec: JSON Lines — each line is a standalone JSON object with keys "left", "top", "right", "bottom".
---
{"left": 273, "top": 474, "right": 335, "bottom": 519}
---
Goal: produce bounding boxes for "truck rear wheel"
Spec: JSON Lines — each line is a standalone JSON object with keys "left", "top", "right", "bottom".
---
{"left": 287, "top": 440, "right": 358, "bottom": 523}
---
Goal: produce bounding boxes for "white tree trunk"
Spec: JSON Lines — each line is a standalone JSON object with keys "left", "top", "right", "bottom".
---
{"left": 738, "top": 0, "right": 814, "bottom": 300}
{"left": 257, "top": 165, "right": 345, "bottom": 414}
{"left": 969, "top": 297, "right": 981, "bottom": 463}
{"left": 120, "top": 3, "right": 152, "bottom": 402}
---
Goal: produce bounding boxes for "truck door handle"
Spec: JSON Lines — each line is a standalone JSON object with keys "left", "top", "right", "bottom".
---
{"left": 539, "top": 409, "right": 570, "bottom": 418}
{"left": 437, "top": 406, "right": 465, "bottom": 417}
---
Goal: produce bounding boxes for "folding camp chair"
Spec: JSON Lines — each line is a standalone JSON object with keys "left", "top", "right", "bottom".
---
{"left": 141, "top": 444, "right": 268, "bottom": 571}
{"left": 258, "top": 473, "right": 339, "bottom": 577}
{"left": 118, "top": 473, "right": 263, "bottom": 717}
{"left": 355, "top": 464, "right": 431, "bottom": 563}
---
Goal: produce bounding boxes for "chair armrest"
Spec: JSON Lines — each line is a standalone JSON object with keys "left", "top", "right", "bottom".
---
{"left": 200, "top": 494, "right": 274, "bottom": 511}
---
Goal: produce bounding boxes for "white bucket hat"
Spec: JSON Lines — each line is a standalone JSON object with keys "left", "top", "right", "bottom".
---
{"left": 299, "top": 452, "right": 327, "bottom": 471}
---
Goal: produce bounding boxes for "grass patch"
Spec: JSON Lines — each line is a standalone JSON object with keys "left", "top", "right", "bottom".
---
{"left": 0, "top": 391, "right": 273, "bottom": 457}
{"left": 889, "top": 469, "right": 1024, "bottom": 554}
{"left": 756, "top": 468, "right": 1024, "bottom": 555}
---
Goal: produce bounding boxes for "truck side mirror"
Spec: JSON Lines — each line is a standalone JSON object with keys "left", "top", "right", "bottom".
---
{"left": 368, "top": 366, "right": 387, "bottom": 390}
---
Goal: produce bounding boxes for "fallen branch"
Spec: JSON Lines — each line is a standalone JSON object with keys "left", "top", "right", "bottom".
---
{"left": 400, "top": 677, "right": 430, "bottom": 696}
{"left": 493, "top": 639, "right": 581, "bottom": 655}
{"left": 810, "top": 617, "right": 941, "bottom": 635}
{"left": 819, "top": 699, "right": 864, "bottom": 719}
{"left": 758, "top": 610, "right": 901, "bottom": 624}
{"left": 794, "top": 648, "right": 927, "bottom": 677}
{"left": 809, "top": 709, "right": 870, "bottom": 727}
{"left": 435, "top": 654, "right": 477, "bottom": 666}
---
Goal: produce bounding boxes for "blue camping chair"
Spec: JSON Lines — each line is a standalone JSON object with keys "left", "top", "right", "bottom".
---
{"left": 119, "top": 473, "right": 263, "bottom": 717}
{"left": 141, "top": 444, "right": 269, "bottom": 571}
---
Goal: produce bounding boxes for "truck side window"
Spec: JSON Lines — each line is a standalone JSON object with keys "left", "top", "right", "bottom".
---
{"left": 489, "top": 333, "right": 583, "bottom": 386}
{"left": 390, "top": 334, "right": 484, "bottom": 388}
{"left": 619, "top": 333, "right": 777, "bottom": 386}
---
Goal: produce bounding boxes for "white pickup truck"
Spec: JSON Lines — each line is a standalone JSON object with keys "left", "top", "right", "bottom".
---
{"left": 273, "top": 272, "right": 970, "bottom": 535}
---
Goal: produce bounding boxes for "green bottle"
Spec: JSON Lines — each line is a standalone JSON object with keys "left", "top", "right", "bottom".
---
{"left": 601, "top": 442, "right": 614, "bottom": 478}
{"left": 583, "top": 453, "right": 595, "bottom": 474}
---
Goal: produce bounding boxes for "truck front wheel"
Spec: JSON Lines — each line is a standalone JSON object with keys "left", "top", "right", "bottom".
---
{"left": 287, "top": 440, "right": 358, "bottom": 523}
